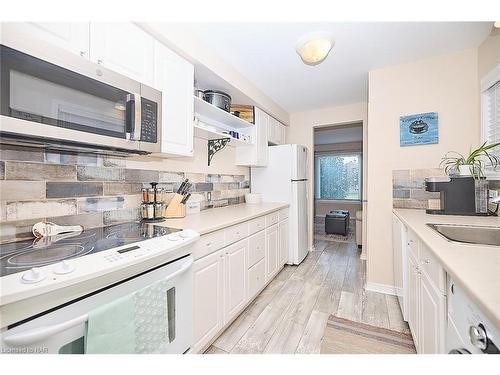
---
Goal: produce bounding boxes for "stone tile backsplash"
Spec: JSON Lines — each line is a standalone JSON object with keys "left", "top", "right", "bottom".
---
{"left": 0, "top": 145, "right": 249, "bottom": 242}
{"left": 392, "top": 168, "right": 444, "bottom": 209}
{"left": 393, "top": 168, "right": 500, "bottom": 209}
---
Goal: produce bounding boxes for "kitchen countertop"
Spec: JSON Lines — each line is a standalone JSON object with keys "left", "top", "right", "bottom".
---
{"left": 393, "top": 208, "right": 500, "bottom": 328}
{"left": 158, "top": 202, "right": 289, "bottom": 235}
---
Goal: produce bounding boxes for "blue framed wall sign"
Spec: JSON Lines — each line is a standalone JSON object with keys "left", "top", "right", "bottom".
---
{"left": 400, "top": 112, "right": 439, "bottom": 146}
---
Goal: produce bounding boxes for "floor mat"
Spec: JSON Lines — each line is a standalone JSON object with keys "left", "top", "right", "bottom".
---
{"left": 314, "top": 222, "right": 356, "bottom": 243}
{"left": 321, "top": 315, "right": 416, "bottom": 354}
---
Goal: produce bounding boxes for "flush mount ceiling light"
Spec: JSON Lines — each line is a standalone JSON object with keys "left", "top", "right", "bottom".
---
{"left": 296, "top": 32, "right": 335, "bottom": 66}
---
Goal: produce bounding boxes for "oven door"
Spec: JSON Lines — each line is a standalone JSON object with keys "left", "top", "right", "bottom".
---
{"left": 0, "top": 256, "right": 193, "bottom": 354}
{"left": 0, "top": 44, "right": 161, "bottom": 154}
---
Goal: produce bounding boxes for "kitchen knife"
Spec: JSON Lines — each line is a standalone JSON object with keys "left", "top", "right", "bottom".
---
{"left": 181, "top": 193, "right": 191, "bottom": 204}
{"left": 177, "top": 179, "right": 189, "bottom": 194}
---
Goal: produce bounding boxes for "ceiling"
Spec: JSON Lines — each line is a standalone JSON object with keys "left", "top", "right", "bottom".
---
{"left": 314, "top": 124, "right": 363, "bottom": 145}
{"left": 179, "top": 22, "right": 493, "bottom": 113}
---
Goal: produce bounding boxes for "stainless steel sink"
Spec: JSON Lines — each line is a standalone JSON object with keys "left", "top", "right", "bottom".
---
{"left": 427, "top": 224, "right": 500, "bottom": 246}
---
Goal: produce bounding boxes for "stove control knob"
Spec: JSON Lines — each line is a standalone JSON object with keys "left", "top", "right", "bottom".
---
{"left": 180, "top": 229, "right": 198, "bottom": 239}
{"left": 21, "top": 267, "right": 47, "bottom": 284}
{"left": 167, "top": 233, "right": 181, "bottom": 241}
{"left": 53, "top": 261, "right": 75, "bottom": 275}
{"left": 469, "top": 324, "right": 488, "bottom": 350}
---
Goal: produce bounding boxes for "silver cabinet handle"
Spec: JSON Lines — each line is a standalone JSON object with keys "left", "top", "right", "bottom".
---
{"left": 97, "top": 59, "right": 103, "bottom": 65}
{"left": 80, "top": 51, "right": 87, "bottom": 57}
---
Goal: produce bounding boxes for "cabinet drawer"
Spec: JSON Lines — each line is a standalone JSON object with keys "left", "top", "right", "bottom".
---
{"left": 419, "top": 242, "right": 446, "bottom": 293}
{"left": 224, "top": 222, "right": 249, "bottom": 246}
{"left": 279, "top": 208, "right": 289, "bottom": 221}
{"left": 192, "top": 230, "right": 225, "bottom": 260}
{"left": 248, "top": 231, "right": 266, "bottom": 268}
{"left": 266, "top": 211, "right": 279, "bottom": 227}
{"left": 248, "top": 216, "right": 266, "bottom": 235}
{"left": 407, "top": 229, "right": 419, "bottom": 258}
{"left": 248, "top": 258, "right": 266, "bottom": 298}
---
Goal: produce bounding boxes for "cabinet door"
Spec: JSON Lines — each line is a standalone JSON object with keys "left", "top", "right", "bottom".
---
{"left": 266, "top": 224, "right": 279, "bottom": 280}
{"left": 256, "top": 108, "right": 269, "bottom": 166}
{"left": 268, "top": 116, "right": 278, "bottom": 145}
{"left": 279, "top": 123, "right": 287, "bottom": 144}
{"left": 408, "top": 253, "right": 420, "bottom": 352}
{"left": 279, "top": 219, "right": 289, "bottom": 266}
{"left": 90, "top": 23, "right": 154, "bottom": 85}
{"left": 192, "top": 249, "right": 224, "bottom": 351}
{"left": 420, "top": 274, "right": 446, "bottom": 354}
{"left": 223, "top": 240, "right": 248, "bottom": 324}
{"left": 154, "top": 41, "right": 194, "bottom": 156}
{"left": 5, "top": 22, "right": 90, "bottom": 58}
{"left": 235, "top": 107, "right": 269, "bottom": 166}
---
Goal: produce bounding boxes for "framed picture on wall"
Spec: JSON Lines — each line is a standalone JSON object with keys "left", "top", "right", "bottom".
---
{"left": 400, "top": 112, "right": 439, "bottom": 146}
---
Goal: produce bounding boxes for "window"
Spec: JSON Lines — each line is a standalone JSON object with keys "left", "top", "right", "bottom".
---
{"left": 481, "top": 65, "right": 500, "bottom": 177}
{"left": 315, "top": 153, "right": 361, "bottom": 201}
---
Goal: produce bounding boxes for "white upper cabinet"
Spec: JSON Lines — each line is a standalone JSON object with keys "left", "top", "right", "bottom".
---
{"left": 153, "top": 41, "right": 194, "bottom": 157}
{"left": 4, "top": 22, "right": 90, "bottom": 58}
{"left": 267, "top": 116, "right": 287, "bottom": 146}
{"left": 236, "top": 107, "right": 269, "bottom": 167}
{"left": 90, "top": 23, "right": 154, "bottom": 86}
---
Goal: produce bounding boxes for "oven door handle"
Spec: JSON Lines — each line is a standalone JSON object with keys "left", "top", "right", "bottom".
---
{"left": 126, "top": 93, "right": 142, "bottom": 141}
{"left": 3, "top": 314, "right": 89, "bottom": 346}
{"left": 3, "top": 256, "right": 193, "bottom": 346}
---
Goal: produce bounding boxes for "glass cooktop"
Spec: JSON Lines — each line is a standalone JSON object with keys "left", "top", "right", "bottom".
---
{"left": 0, "top": 222, "right": 179, "bottom": 277}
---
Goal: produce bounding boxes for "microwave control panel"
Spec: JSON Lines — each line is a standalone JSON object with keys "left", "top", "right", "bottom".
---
{"left": 140, "top": 98, "right": 158, "bottom": 143}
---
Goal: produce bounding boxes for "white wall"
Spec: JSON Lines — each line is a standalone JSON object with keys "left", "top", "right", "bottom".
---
{"left": 138, "top": 22, "right": 289, "bottom": 125}
{"left": 478, "top": 27, "right": 500, "bottom": 80}
{"left": 126, "top": 137, "right": 249, "bottom": 178}
{"left": 367, "top": 48, "right": 480, "bottom": 287}
{"left": 288, "top": 103, "right": 368, "bottom": 251}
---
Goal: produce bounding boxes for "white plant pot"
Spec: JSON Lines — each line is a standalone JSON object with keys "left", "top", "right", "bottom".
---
{"left": 458, "top": 165, "right": 473, "bottom": 176}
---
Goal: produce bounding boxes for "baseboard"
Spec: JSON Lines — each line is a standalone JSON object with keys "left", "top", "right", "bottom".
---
{"left": 365, "top": 282, "right": 397, "bottom": 296}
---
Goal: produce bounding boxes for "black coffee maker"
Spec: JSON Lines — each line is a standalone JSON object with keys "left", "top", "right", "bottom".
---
{"left": 425, "top": 176, "right": 489, "bottom": 216}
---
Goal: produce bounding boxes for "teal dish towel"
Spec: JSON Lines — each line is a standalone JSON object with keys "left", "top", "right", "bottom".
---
{"left": 85, "top": 279, "right": 171, "bottom": 354}
{"left": 85, "top": 293, "right": 136, "bottom": 354}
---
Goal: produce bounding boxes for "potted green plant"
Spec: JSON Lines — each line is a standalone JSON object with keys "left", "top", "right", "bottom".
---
{"left": 440, "top": 142, "right": 500, "bottom": 179}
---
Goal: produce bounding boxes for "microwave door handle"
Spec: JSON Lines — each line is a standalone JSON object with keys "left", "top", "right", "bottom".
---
{"left": 2, "top": 314, "right": 88, "bottom": 346}
{"left": 126, "top": 93, "right": 142, "bottom": 141}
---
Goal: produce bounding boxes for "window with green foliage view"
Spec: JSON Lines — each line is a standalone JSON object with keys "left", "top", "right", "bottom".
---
{"left": 315, "top": 153, "right": 361, "bottom": 201}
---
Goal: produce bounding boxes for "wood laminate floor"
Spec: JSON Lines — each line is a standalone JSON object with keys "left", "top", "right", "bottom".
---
{"left": 205, "top": 237, "right": 410, "bottom": 354}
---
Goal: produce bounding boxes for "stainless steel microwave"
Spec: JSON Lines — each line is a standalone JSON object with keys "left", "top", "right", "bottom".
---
{"left": 0, "top": 44, "right": 161, "bottom": 155}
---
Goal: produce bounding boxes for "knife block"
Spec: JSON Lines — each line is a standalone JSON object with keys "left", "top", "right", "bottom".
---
{"left": 165, "top": 193, "right": 186, "bottom": 218}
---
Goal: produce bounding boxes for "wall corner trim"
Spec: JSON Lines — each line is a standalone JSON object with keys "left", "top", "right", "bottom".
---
{"left": 365, "top": 282, "right": 397, "bottom": 296}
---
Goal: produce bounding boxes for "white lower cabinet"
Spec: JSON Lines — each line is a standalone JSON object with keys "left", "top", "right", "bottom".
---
{"left": 397, "top": 214, "right": 447, "bottom": 354}
{"left": 192, "top": 249, "right": 224, "bottom": 351}
{"left": 279, "top": 219, "right": 289, "bottom": 267}
{"left": 420, "top": 271, "right": 446, "bottom": 354}
{"left": 407, "top": 252, "right": 420, "bottom": 351}
{"left": 248, "top": 258, "right": 266, "bottom": 298}
{"left": 223, "top": 239, "right": 248, "bottom": 323}
{"left": 265, "top": 224, "right": 279, "bottom": 281}
{"left": 192, "top": 210, "right": 289, "bottom": 353}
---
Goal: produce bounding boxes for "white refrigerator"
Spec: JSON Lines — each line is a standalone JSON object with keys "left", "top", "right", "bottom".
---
{"left": 251, "top": 144, "right": 309, "bottom": 265}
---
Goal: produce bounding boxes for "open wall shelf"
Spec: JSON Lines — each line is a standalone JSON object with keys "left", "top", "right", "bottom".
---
{"left": 194, "top": 96, "right": 254, "bottom": 130}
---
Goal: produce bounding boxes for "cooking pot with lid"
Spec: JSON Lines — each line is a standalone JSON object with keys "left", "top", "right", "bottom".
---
{"left": 203, "top": 90, "right": 232, "bottom": 112}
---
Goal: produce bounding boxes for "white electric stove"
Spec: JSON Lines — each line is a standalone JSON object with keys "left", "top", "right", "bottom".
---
{"left": 0, "top": 222, "right": 199, "bottom": 354}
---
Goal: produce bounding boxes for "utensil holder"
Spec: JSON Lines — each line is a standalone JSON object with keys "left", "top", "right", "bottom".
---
{"left": 165, "top": 193, "right": 186, "bottom": 218}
